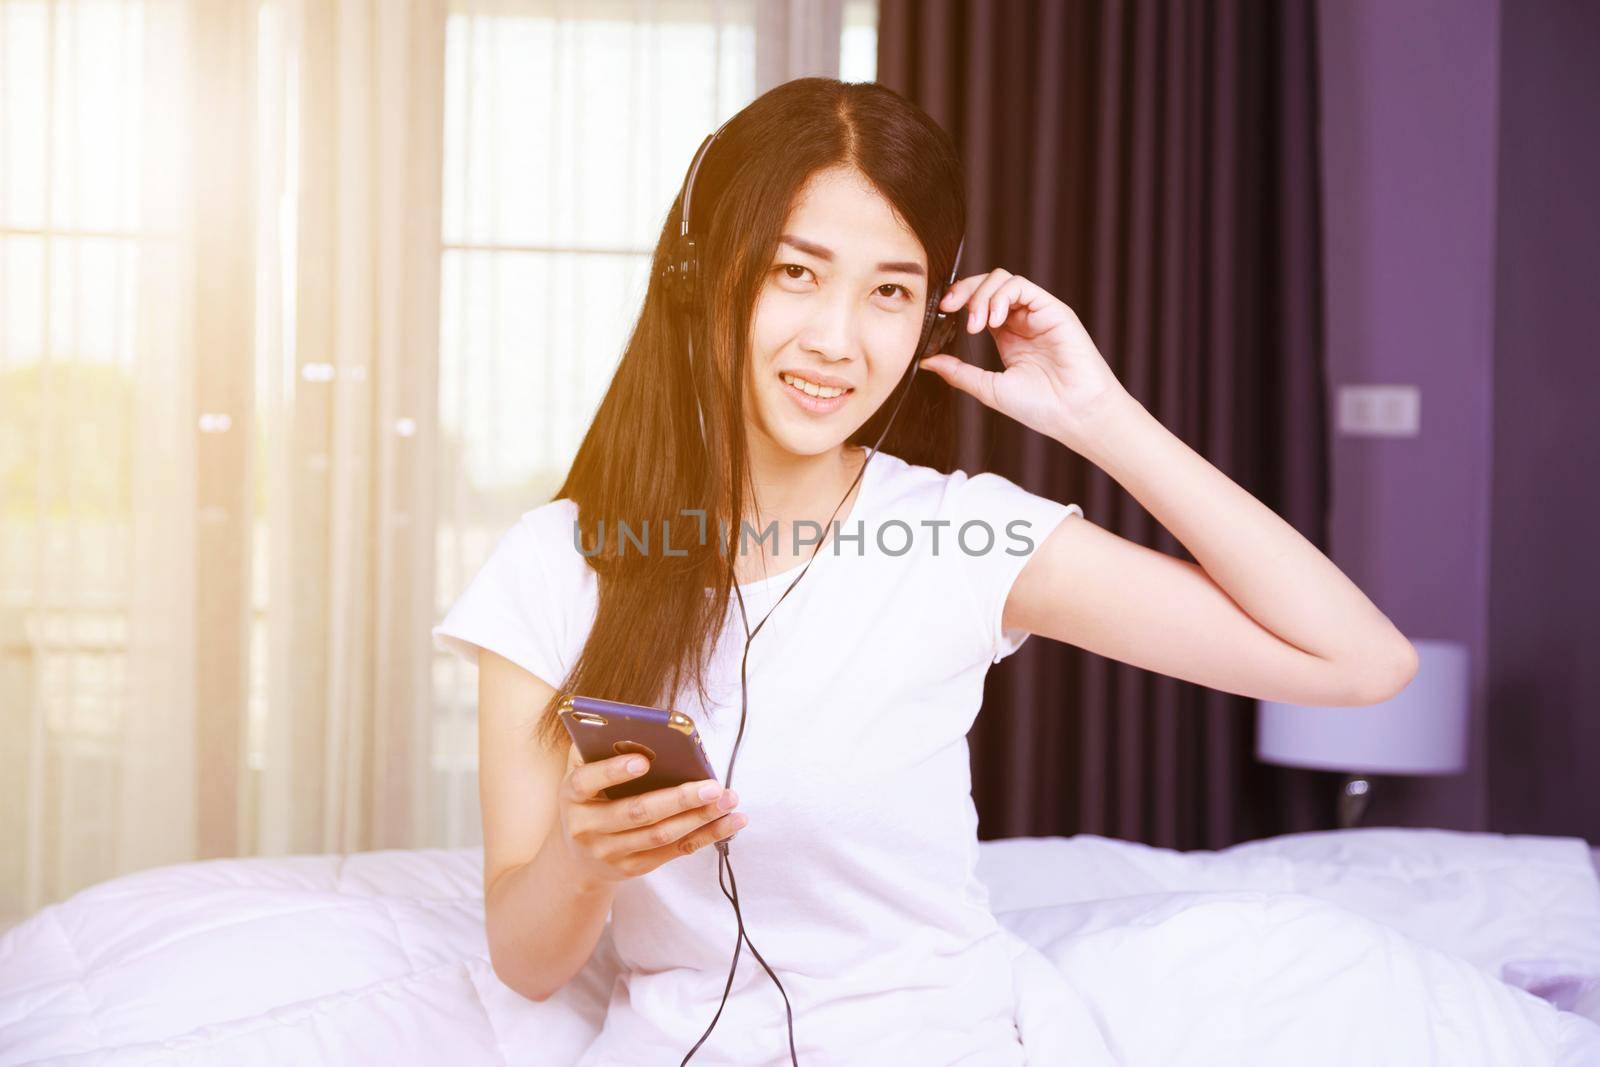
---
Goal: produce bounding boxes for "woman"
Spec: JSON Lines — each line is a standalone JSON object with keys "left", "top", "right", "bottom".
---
{"left": 434, "top": 78, "right": 1417, "bottom": 1066}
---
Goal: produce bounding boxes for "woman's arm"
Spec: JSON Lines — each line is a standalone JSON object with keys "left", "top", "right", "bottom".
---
{"left": 485, "top": 830, "right": 617, "bottom": 1002}
{"left": 479, "top": 649, "right": 616, "bottom": 1001}
{"left": 920, "top": 268, "right": 1417, "bottom": 705}
{"left": 1004, "top": 389, "right": 1416, "bottom": 706}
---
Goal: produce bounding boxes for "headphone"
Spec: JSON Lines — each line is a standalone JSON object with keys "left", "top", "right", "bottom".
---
{"left": 659, "top": 115, "right": 964, "bottom": 1066}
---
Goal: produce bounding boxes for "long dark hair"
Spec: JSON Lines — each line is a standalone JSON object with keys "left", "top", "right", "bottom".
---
{"left": 529, "top": 78, "right": 966, "bottom": 748}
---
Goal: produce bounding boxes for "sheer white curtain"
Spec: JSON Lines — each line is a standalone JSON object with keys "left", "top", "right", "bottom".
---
{"left": 0, "top": 0, "right": 208, "bottom": 930}
{"left": 0, "top": 0, "right": 874, "bottom": 931}
{"left": 0, "top": 0, "right": 453, "bottom": 927}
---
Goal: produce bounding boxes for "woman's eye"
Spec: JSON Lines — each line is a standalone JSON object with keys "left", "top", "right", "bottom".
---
{"left": 773, "top": 265, "right": 910, "bottom": 302}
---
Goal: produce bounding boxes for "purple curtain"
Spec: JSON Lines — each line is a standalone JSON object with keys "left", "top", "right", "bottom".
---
{"left": 879, "top": 0, "right": 1334, "bottom": 848}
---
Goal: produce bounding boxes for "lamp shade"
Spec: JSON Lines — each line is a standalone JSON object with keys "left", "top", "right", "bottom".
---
{"left": 1255, "top": 639, "right": 1469, "bottom": 775}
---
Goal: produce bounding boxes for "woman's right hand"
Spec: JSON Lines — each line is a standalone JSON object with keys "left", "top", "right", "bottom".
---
{"left": 555, "top": 744, "right": 746, "bottom": 887}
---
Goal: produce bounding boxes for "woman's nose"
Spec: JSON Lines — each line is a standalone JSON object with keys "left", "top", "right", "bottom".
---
{"left": 797, "top": 295, "right": 858, "bottom": 356}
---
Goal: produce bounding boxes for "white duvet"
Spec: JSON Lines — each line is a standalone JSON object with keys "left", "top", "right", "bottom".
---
{"left": 2, "top": 827, "right": 1598, "bottom": 1065}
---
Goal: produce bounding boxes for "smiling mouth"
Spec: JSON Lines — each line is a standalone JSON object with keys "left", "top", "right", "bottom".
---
{"left": 777, "top": 371, "right": 854, "bottom": 402}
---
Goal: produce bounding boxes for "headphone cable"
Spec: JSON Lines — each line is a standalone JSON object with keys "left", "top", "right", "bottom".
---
{"left": 679, "top": 354, "right": 923, "bottom": 1066}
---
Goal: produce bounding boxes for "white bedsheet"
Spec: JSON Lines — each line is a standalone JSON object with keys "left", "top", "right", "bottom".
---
{"left": 2, "top": 828, "right": 1598, "bottom": 1066}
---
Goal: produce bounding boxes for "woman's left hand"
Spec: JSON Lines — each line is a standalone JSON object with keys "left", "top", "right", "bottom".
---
{"left": 918, "top": 268, "right": 1131, "bottom": 452}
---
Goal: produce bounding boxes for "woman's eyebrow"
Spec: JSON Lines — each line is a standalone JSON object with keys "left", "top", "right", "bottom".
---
{"left": 778, "top": 234, "right": 926, "bottom": 277}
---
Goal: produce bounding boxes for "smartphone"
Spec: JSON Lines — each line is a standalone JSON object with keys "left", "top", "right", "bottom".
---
{"left": 557, "top": 694, "right": 718, "bottom": 801}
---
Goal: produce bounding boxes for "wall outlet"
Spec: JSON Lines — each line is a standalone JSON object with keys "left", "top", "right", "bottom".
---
{"left": 1337, "top": 384, "right": 1420, "bottom": 437}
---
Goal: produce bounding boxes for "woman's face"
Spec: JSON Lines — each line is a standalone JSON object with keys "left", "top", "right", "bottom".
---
{"left": 743, "top": 165, "right": 931, "bottom": 459}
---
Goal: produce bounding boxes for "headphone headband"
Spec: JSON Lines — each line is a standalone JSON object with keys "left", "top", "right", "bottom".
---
{"left": 662, "top": 117, "right": 734, "bottom": 310}
{"left": 680, "top": 119, "right": 731, "bottom": 239}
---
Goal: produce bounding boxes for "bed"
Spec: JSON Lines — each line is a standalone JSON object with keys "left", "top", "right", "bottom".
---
{"left": 2, "top": 827, "right": 1598, "bottom": 1065}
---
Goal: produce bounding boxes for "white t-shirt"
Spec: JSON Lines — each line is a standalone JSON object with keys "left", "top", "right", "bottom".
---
{"left": 433, "top": 449, "right": 1083, "bottom": 1066}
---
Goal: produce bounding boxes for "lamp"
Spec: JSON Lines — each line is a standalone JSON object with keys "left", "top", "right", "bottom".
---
{"left": 1255, "top": 639, "right": 1469, "bottom": 828}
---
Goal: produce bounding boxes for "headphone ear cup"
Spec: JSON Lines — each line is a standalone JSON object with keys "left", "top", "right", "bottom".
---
{"left": 662, "top": 235, "right": 698, "bottom": 311}
{"left": 915, "top": 295, "right": 942, "bottom": 358}
{"left": 925, "top": 309, "right": 959, "bottom": 359}
{"left": 679, "top": 236, "right": 698, "bottom": 308}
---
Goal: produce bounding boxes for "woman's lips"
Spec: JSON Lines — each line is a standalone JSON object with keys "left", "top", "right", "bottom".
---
{"left": 779, "top": 373, "right": 852, "bottom": 414}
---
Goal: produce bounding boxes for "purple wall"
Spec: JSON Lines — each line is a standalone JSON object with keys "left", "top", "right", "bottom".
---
{"left": 1486, "top": 0, "right": 1600, "bottom": 841}
{"left": 1317, "top": 0, "right": 1600, "bottom": 837}
{"left": 1316, "top": 0, "right": 1502, "bottom": 830}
